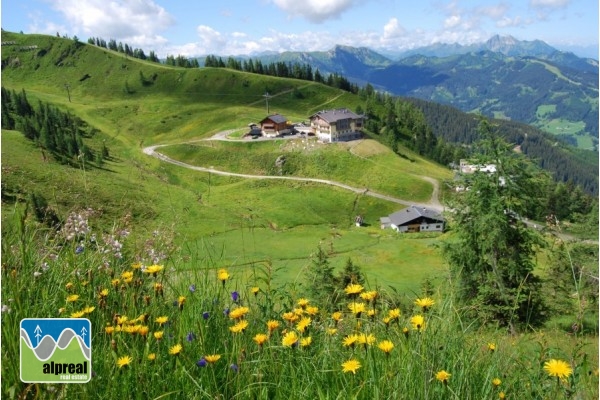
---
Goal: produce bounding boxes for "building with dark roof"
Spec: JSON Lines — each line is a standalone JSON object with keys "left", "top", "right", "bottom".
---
{"left": 380, "top": 206, "right": 445, "bottom": 233}
{"left": 309, "top": 108, "right": 363, "bottom": 142}
{"left": 259, "top": 114, "right": 291, "bottom": 137}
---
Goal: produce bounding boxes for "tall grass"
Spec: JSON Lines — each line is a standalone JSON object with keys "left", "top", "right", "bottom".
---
{"left": 2, "top": 209, "right": 597, "bottom": 400}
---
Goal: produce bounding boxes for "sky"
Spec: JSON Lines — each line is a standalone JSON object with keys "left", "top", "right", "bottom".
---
{"left": 1, "top": 0, "right": 598, "bottom": 58}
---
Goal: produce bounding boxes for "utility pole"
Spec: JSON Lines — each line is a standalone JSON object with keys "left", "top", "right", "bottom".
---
{"left": 64, "top": 83, "right": 71, "bottom": 102}
{"left": 263, "top": 92, "right": 271, "bottom": 114}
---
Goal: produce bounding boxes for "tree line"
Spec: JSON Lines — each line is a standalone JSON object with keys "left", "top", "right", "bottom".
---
{"left": 1, "top": 87, "right": 109, "bottom": 168}
{"left": 204, "top": 55, "right": 359, "bottom": 93}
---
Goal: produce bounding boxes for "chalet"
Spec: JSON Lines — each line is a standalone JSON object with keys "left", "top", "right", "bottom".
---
{"left": 380, "top": 206, "right": 444, "bottom": 233}
{"left": 309, "top": 108, "right": 363, "bottom": 142}
{"left": 260, "top": 114, "right": 291, "bottom": 137}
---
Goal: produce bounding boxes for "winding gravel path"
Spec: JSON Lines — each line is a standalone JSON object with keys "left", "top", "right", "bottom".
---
{"left": 142, "top": 133, "right": 444, "bottom": 213}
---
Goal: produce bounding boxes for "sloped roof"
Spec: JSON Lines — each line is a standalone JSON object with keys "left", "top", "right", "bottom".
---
{"left": 260, "top": 114, "right": 287, "bottom": 124}
{"left": 388, "top": 206, "right": 444, "bottom": 226}
{"left": 310, "top": 108, "right": 361, "bottom": 123}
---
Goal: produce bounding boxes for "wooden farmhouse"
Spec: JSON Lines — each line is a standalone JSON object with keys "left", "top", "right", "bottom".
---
{"left": 380, "top": 206, "right": 445, "bottom": 233}
{"left": 260, "top": 114, "right": 291, "bottom": 137}
{"left": 309, "top": 108, "right": 363, "bottom": 142}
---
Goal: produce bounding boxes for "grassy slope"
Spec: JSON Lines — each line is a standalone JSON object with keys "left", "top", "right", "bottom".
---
{"left": 1, "top": 31, "right": 450, "bottom": 290}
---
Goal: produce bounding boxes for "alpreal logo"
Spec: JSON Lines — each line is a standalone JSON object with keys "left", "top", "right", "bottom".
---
{"left": 20, "top": 318, "right": 91, "bottom": 383}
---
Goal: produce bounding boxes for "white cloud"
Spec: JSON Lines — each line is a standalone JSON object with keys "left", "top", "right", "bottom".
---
{"left": 270, "top": 0, "right": 362, "bottom": 23}
{"left": 444, "top": 15, "right": 462, "bottom": 29}
{"left": 530, "top": 0, "right": 571, "bottom": 8}
{"left": 383, "top": 18, "right": 405, "bottom": 40}
{"left": 42, "top": 0, "right": 174, "bottom": 46}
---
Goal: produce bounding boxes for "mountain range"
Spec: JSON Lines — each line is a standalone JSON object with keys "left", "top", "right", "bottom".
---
{"left": 239, "top": 36, "right": 599, "bottom": 149}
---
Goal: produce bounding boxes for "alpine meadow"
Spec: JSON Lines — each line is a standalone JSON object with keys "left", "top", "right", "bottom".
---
{"left": 1, "top": 31, "right": 598, "bottom": 400}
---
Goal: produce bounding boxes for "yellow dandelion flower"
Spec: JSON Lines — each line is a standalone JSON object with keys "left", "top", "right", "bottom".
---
{"left": 388, "top": 308, "right": 401, "bottom": 319}
{"left": 145, "top": 264, "right": 164, "bottom": 276}
{"left": 435, "top": 370, "right": 451, "bottom": 384}
{"left": 410, "top": 315, "right": 425, "bottom": 331}
{"left": 251, "top": 287, "right": 260, "bottom": 295}
{"left": 331, "top": 311, "right": 343, "bottom": 322}
{"left": 99, "top": 288, "right": 109, "bottom": 298}
{"left": 488, "top": 343, "right": 496, "bottom": 352}
{"left": 293, "top": 307, "right": 305, "bottom": 316}
{"left": 305, "top": 306, "right": 319, "bottom": 316}
{"left": 414, "top": 297, "right": 435, "bottom": 309}
{"left": 358, "top": 333, "right": 376, "bottom": 346}
{"left": 70, "top": 311, "right": 85, "bottom": 318}
{"left": 326, "top": 328, "right": 338, "bottom": 335}
{"left": 105, "top": 326, "right": 115, "bottom": 335}
{"left": 111, "top": 278, "right": 120, "bottom": 287}
{"left": 499, "top": 392, "right": 506, "bottom": 399}
{"left": 382, "top": 316, "right": 392, "bottom": 326}
{"left": 342, "top": 359, "right": 361, "bottom": 374}
{"left": 282, "top": 331, "right": 299, "bottom": 347}
{"left": 367, "top": 309, "right": 377, "bottom": 318}
{"left": 282, "top": 312, "right": 299, "bottom": 323}
{"left": 66, "top": 294, "right": 79, "bottom": 302}
{"left": 267, "top": 320, "right": 280, "bottom": 332}
{"left": 253, "top": 333, "right": 268, "bottom": 346}
{"left": 297, "top": 298, "right": 310, "bottom": 307}
{"left": 153, "top": 331, "right": 164, "bottom": 340}
{"left": 344, "top": 283, "right": 364, "bottom": 295}
{"left": 492, "top": 378, "right": 502, "bottom": 387}
{"left": 169, "top": 344, "right": 182, "bottom": 355}
{"left": 296, "top": 317, "right": 312, "bottom": 333}
{"left": 131, "top": 262, "right": 142, "bottom": 270}
{"left": 217, "top": 268, "right": 230, "bottom": 282}
{"left": 147, "top": 353, "right": 156, "bottom": 361}
{"left": 205, "top": 354, "right": 221, "bottom": 364}
{"left": 121, "top": 271, "right": 133, "bottom": 282}
{"left": 543, "top": 359, "right": 573, "bottom": 380}
{"left": 83, "top": 306, "right": 95, "bottom": 314}
{"left": 58, "top": 307, "right": 66, "bottom": 314}
{"left": 348, "top": 302, "right": 366, "bottom": 316}
{"left": 155, "top": 316, "right": 169, "bottom": 325}
{"left": 343, "top": 334, "right": 359, "bottom": 347}
{"left": 65, "top": 282, "right": 74, "bottom": 290}
{"left": 229, "top": 320, "right": 249, "bottom": 334}
{"left": 116, "top": 315, "right": 128, "bottom": 325}
{"left": 360, "top": 290, "right": 378, "bottom": 302}
{"left": 139, "top": 326, "right": 149, "bottom": 337}
{"left": 229, "top": 306, "right": 250, "bottom": 320}
{"left": 300, "top": 337, "right": 312, "bottom": 347}
{"left": 378, "top": 340, "right": 394, "bottom": 354}
{"left": 116, "top": 355, "right": 132, "bottom": 368}
{"left": 177, "top": 296, "right": 186, "bottom": 305}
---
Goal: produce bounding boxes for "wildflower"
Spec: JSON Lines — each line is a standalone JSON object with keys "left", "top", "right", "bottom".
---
{"left": 75, "top": 246, "right": 84, "bottom": 254}
{"left": 343, "top": 334, "right": 359, "bottom": 348}
{"left": 139, "top": 326, "right": 149, "bottom": 337}
{"left": 105, "top": 326, "right": 115, "bottom": 335}
{"left": 306, "top": 306, "right": 319, "bottom": 316}
{"left": 436, "top": 370, "right": 451, "bottom": 385}
{"left": 131, "top": 262, "right": 142, "bottom": 270}
{"left": 196, "top": 358, "right": 208, "bottom": 368}
{"left": 267, "top": 320, "right": 280, "bottom": 333}
{"left": 331, "top": 311, "right": 343, "bottom": 323}
{"left": 111, "top": 279, "right": 120, "bottom": 287}
{"left": 2, "top": 305, "right": 11, "bottom": 313}
{"left": 82, "top": 306, "right": 95, "bottom": 314}
{"left": 155, "top": 316, "right": 169, "bottom": 326}
{"left": 297, "top": 298, "right": 310, "bottom": 307}
{"left": 388, "top": 308, "right": 401, "bottom": 320}
{"left": 230, "top": 364, "right": 239, "bottom": 373}
{"left": 116, "top": 315, "right": 128, "bottom": 325}
{"left": 367, "top": 309, "right": 376, "bottom": 318}
{"left": 488, "top": 343, "right": 496, "bottom": 352}
{"left": 145, "top": 264, "right": 163, "bottom": 276}
{"left": 326, "top": 328, "right": 338, "bottom": 335}
{"left": 348, "top": 302, "right": 366, "bottom": 317}
{"left": 229, "top": 320, "right": 249, "bottom": 333}
{"left": 296, "top": 317, "right": 312, "bottom": 333}
{"left": 186, "top": 332, "right": 195, "bottom": 342}
{"left": 217, "top": 269, "right": 230, "bottom": 284}
{"left": 293, "top": 307, "right": 305, "bottom": 316}
{"left": 378, "top": 340, "right": 394, "bottom": 354}
{"left": 498, "top": 392, "right": 506, "bottom": 399}
{"left": 202, "top": 311, "right": 210, "bottom": 320}
{"left": 283, "top": 312, "right": 299, "bottom": 324}
{"left": 492, "top": 378, "right": 502, "bottom": 387}
{"left": 65, "top": 282, "right": 74, "bottom": 290}
{"left": 341, "top": 359, "right": 361, "bottom": 374}
{"left": 253, "top": 333, "right": 268, "bottom": 346}
{"left": 414, "top": 297, "right": 435, "bottom": 310}
{"left": 116, "top": 355, "right": 132, "bottom": 368}
{"left": 360, "top": 290, "right": 378, "bottom": 302}
{"left": 99, "top": 289, "right": 109, "bottom": 298}
{"left": 189, "top": 284, "right": 196, "bottom": 293}
{"left": 543, "top": 359, "right": 573, "bottom": 381}
{"left": 154, "top": 282, "right": 164, "bottom": 296}
{"left": 231, "top": 291, "right": 240, "bottom": 302}
{"left": 251, "top": 287, "right": 260, "bottom": 296}
{"left": 300, "top": 337, "right": 312, "bottom": 347}
{"left": 358, "top": 333, "right": 376, "bottom": 347}
{"left": 402, "top": 327, "right": 410, "bottom": 338}
{"left": 204, "top": 354, "right": 221, "bottom": 364}
{"left": 121, "top": 271, "right": 134, "bottom": 283}
{"left": 169, "top": 344, "right": 182, "bottom": 356}
{"left": 153, "top": 331, "right": 164, "bottom": 340}
{"left": 147, "top": 353, "right": 156, "bottom": 361}
{"left": 282, "top": 331, "right": 299, "bottom": 347}
{"left": 66, "top": 294, "right": 79, "bottom": 302}
{"left": 71, "top": 311, "right": 85, "bottom": 318}
{"left": 229, "top": 306, "right": 249, "bottom": 320}
{"left": 410, "top": 315, "right": 425, "bottom": 331}
{"left": 344, "top": 283, "right": 364, "bottom": 296}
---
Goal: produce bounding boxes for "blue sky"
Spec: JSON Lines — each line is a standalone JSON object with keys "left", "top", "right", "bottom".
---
{"left": 1, "top": 0, "right": 598, "bottom": 58}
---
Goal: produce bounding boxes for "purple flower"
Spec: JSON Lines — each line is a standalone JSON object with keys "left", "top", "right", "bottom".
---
{"left": 202, "top": 311, "right": 210, "bottom": 320}
{"left": 223, "top": 308, "right": 230, "bottom": 317}
{"left": 186, "top": 332, "right": 195, "bottom": 342}
{"left": 231, "top": 291, "right": 240, "bottom": 302}
{"left": 230, "top": 364, "right": 239, "bottom": 373}
{"left": 196, "top": 358, "right": 207, "bottom": 368}
{"left": 189, "top": 284, "right": 196, "bottom": 293}
{"left": 75, "top": 246, "right": 84, "bottom": 254}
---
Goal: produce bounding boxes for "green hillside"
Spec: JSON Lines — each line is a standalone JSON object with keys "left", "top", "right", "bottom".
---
{"left": 1, "top": 31, "right": 452, "bottom": 289}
